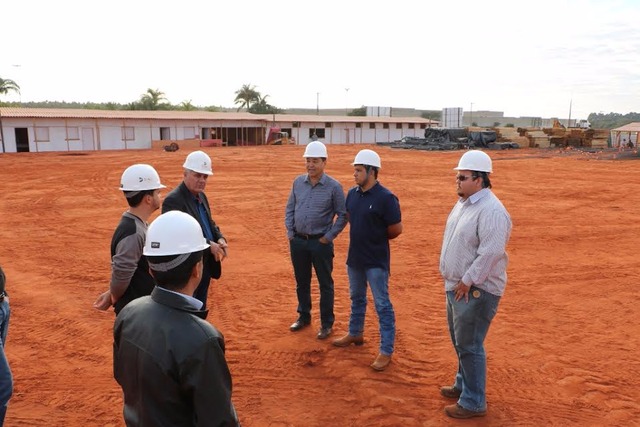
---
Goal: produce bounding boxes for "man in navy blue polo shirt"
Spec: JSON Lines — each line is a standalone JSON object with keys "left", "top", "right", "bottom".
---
{"left": 332, "top": 149, "right": 403, "bottom": 371}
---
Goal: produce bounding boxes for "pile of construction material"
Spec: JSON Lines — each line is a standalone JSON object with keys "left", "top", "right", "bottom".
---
{"left": 518, "top": 128, "right": 551, "bottom": 148}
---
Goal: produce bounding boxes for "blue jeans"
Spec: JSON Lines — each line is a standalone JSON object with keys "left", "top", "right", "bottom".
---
{"left": 290, "top": 238, "right": 335, "bottom": 328}
{"left": 347, "top": 266, "right": 395, "bottom": 355}
{"left": 446, "top": 287, "right": 500, "bottom": 412}
{"left": 0, "top": 300, "right": 12, "bottom": 425}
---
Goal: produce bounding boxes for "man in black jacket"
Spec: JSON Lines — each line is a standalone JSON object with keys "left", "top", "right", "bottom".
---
{"left": 114, "top": 210, "right": 239, "bottom": 426}
{"left": 162, "top": 150, "right": 228, "bottom": 309}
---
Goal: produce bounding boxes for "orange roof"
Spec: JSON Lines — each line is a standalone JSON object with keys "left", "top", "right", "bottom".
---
{"left": 0, "top": 107, "right": 438, "bottom": 125}
{"left": 611, "top": 122, "right": 640, "bottom": 133}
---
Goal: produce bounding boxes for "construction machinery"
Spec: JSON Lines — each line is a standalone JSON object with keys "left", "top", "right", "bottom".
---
{"left": 266, "top": 127, "right": 294, "bottom": 145}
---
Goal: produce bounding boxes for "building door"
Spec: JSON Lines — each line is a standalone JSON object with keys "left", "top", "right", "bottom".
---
{"left": 15, "top": 128, "right": 29, "bottom": 152}
{"left": 160, "top": 127, "right": 171, "bottom": 140}
{"left": 82, "top": 128, "right": 95, "bottom": 150}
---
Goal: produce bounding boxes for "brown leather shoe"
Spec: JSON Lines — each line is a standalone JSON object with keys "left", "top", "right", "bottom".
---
{"left": 316, "top": 327, "right": 332, "bottom": 340}
{"left": 332, "top": 334, "right": 364, "bottom": 347}
{"left": 444, "top": 403, "right": 486, "bottom": 419}
{"left": 440, "top": 385, "right": 462, "bottom": 399}
{"left": 370, "top": 353, "right": 391, "bottom": 371}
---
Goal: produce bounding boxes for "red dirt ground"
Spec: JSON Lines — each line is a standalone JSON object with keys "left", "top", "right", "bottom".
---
{"left": 0, "top": 145, "right": 638, "bottom": 426}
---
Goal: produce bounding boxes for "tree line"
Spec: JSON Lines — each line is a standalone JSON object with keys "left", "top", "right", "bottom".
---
{"left": 1, "top": 77, "right": 637, "bottom": 128}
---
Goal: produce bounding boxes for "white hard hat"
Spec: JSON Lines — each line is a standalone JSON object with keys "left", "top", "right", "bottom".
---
{"left": 183, "top": 150, "right": 213, "bottom": 175}
{"left": 303, "top": 141, "right": 328, "bottom": 158}
{"left": 144, "top": 211, "right": 210, "bottom": 256}
{"left": 454, "top": 150, "right": 492, "bottom": 173}
{"left": 353, "top": 149, "right": 381, "bottom": 168}
{"left": 120, "top": 164, "right": 166, "bottom": 191}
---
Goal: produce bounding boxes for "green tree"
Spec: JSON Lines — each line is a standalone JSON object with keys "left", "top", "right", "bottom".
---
{"left": 138, "top": 88, "right": 168, "bottom": 110}
{"left": 0, "top": 77, "right": 21, "bottom": 152}
{"left": 180, "top": 100, "right": 196, "bottom": 111}
{"left": 249, "top": 94, "right": 281, "bottom": 114}
{"left": 348, "top": 106, "right": 367, "bottom": 116}
{"left": 234, "top": 84, "right": 260, "bottom": 111}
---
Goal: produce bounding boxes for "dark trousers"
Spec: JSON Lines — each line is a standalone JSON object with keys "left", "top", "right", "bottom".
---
{"left": 193, "top": 267, "right": 212, "bottom": 310}
{"left": 289, "top": 237, "right": 335, "bottom": 328}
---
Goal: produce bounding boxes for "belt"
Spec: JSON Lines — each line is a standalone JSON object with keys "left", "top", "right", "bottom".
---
{"left": 295, "top": 233, "right": 324, "bottom": 240}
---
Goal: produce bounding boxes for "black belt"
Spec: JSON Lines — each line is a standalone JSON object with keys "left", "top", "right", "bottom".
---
{"left": 295, "top": 233, "right": 323, "bottom": 240}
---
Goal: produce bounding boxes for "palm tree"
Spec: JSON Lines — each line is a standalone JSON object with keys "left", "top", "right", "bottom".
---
{"left": 0, "top": 78, "right": 21, "bottom": 152}
{"left": 180, "top": 100, "right": 196, "bottom": 111}
{"left": 139, "top": 88, "right": 167, "bottom": 110}
{"left": 234, "top": 84, "right": 259, "bottom": 112}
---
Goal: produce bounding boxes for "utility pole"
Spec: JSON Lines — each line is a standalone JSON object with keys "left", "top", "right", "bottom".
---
{"left": 316, "top": 92, "right": 320, "bottom": 115}
{"left": 470, "top": 102, "right": 474, "bottom": 127}
{"left": 345, "top": 88, "right": 350, "bottom": 115}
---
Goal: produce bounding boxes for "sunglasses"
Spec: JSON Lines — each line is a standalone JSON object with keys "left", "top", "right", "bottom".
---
{"left": 456, "top": 175, "right": 476, "bottom": 182}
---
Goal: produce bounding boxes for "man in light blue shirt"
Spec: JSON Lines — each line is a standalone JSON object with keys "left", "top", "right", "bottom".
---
{"left": 439, "top": 150, "right": 512, "bottom": 419}
{"left": 285, "top": 141, "right": 347, "bottom": 340}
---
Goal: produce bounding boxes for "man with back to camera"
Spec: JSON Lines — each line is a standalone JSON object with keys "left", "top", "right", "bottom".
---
{"left": 114, "top": 210, "right": 239, "bottom": 426}
{"left": 285, "top": 141, "right": 347, "bottom": 339}
{"left": 439, "top": 150, "right": 512, "bottom": 419}
{"left": 162, "top": 150, "right": 228, "bottom": 310}
{"left": 93, "top": 164, "right": 165, "bottom": 314}
{"left": 332, "top": 149, "right": 403, "bottom": 371}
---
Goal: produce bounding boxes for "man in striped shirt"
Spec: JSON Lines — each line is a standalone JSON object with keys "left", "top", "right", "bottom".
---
{"left": 285, "top": 141, "right": 347, "bottom": 340}
{"left": 439, "top": 150, "right": 512, "bottom": 419}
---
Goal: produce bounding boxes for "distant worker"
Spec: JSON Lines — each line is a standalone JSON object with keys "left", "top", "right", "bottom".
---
{"left": 93, "top": 164, "right": 165, "bottom": 314}
{"left": 285, "top": 141, "right": 347, "bottom": 339}
{"left": 114, "top": 211, "right": 239, "bottom": 426}
{"left": 439, "top": 150, "right": 512, "bottom": 419}
{"left": 333, "top": 149, "right": 403, "bottom": 371}
{"left": 162, "top": 150, "right": 228, "bottom": 310}
{"left": 0, "top": 264, "right": 12, "bottom": 425}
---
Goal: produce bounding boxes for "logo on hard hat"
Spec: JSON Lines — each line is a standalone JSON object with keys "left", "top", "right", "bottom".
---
{"left": 151, "top": 242, "right": 160, "bottom": 249}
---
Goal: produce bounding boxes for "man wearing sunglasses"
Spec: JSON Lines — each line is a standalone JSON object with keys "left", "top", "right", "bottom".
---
{"left": 439, "top": 150, "right": 512, "bottom": 419}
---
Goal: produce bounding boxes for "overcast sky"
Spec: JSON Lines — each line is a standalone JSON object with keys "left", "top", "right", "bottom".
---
{"left": 1, "top": 0, "right": 638, "bottom": 120}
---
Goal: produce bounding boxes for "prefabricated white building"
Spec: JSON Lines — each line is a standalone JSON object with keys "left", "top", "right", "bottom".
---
{"left": 0, "top": 108, "right": 437, "bottom": 153}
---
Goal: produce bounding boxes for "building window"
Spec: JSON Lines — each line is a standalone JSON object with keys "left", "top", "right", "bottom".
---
{"left": 309, "top": 128, "right": 326, "bottom": 138}
{"left": 355, "top": 123, "right": 362, "bottom": 128}
{"left": 369, "top": 123, "right": 376, "bottom": 129}
{"left": 325, "top": 122, "right": 332, "bottom": 128}
{"left": 184, "top": 126, "right": 196, "bottom": 138}
{"left": 383, "top": 123, "right": 389, "bottom": 129}
{"left": 122, "top": 126, "right": 135, "bottom": 141}
{"left": 420, "top": 124, "right": 427, "bottom": 129}
{"left": 292, "top": 122, "right": 300, "bottom": 128}
{"left": 67, "top": 127, "right": 80, "bottom": 140}
{"left": 408, "top": 123, "right": 414, "bottom": 129}
{"left": 396, "top": 123, "right": 402, "bottom": 129}
{"left": 35, "top": 127, "right": 50, "bottom": 142}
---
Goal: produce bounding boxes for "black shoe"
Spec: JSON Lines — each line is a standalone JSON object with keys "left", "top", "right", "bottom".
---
{"left": 316, "top": 327, "right": 333, "bottom": 340}
{"left": 290, "top": 319, "right": 310, "bottom": 332}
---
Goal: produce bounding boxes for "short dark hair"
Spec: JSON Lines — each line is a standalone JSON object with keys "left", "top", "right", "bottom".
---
{"left": 471, "top": 171, "right": 492, "bottom": 189}
{"left": 124, "top": 189, "right": 155, "bottom": 207}
{"left": 0, "top": 265, "right": 5, "bottom": 291}
{"left": 148, "top": 251, "right": 203, "bottom": 291}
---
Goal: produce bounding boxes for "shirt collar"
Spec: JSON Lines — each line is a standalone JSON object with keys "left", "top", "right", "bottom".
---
{"left": 465, "top": 187, "right": 490, "bottom": 204}
{"left": 304, "top": 173, "right": 326, "bottom": 185}
{"left": 158, "top": 287, "right": 204, "bottom": 310}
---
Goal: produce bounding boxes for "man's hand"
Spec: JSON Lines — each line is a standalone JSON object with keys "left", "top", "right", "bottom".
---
{"left": 453, "top": 281, "right": 471, "bottom": 303}
{"left": 93, "top": 290, "right": 112, "bottom": 311}
{"left": 210, "top": 239, "right": 228, "bottom": 262}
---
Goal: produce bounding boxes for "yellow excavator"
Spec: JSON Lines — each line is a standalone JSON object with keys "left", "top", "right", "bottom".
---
{"left": 266, "top": 127, "right": 293, "bottom": 145}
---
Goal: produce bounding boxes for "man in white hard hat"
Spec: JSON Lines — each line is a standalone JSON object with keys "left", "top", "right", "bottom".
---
{"left": 333, "top": 149, "right": 402, "bottom": 371}
{"left": 439, "top": 150, "right": 512, "bottom": 419}
{"left": 162, "top": 150, "right": 228, "bottom": 310}
{"left": 285, "top": 141, "right": 347, "bottom": 339}
{"left": 114, "top": 211, "right": 239, "bottom": 426}
{"left": 93, "top": 164, "right": 165, "bottom": 315}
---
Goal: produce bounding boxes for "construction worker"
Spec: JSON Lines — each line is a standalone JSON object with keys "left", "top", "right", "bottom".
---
{"left": 333, "top": 149, "right": 403, "bottom": 371}
{"left": 439, "top": 150, "right": 512, "bottom": 419}
{"left": 114, "top": 211, "right": 239, "bottom": 426}
{"left": 162, "top": 150, "right": 228, "bottom": 310}
{"left": 285, "top": 141, "right": 347, "bottom": 339}
{"left": 93, "top": 164, "right": 165, "bottom": 314}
